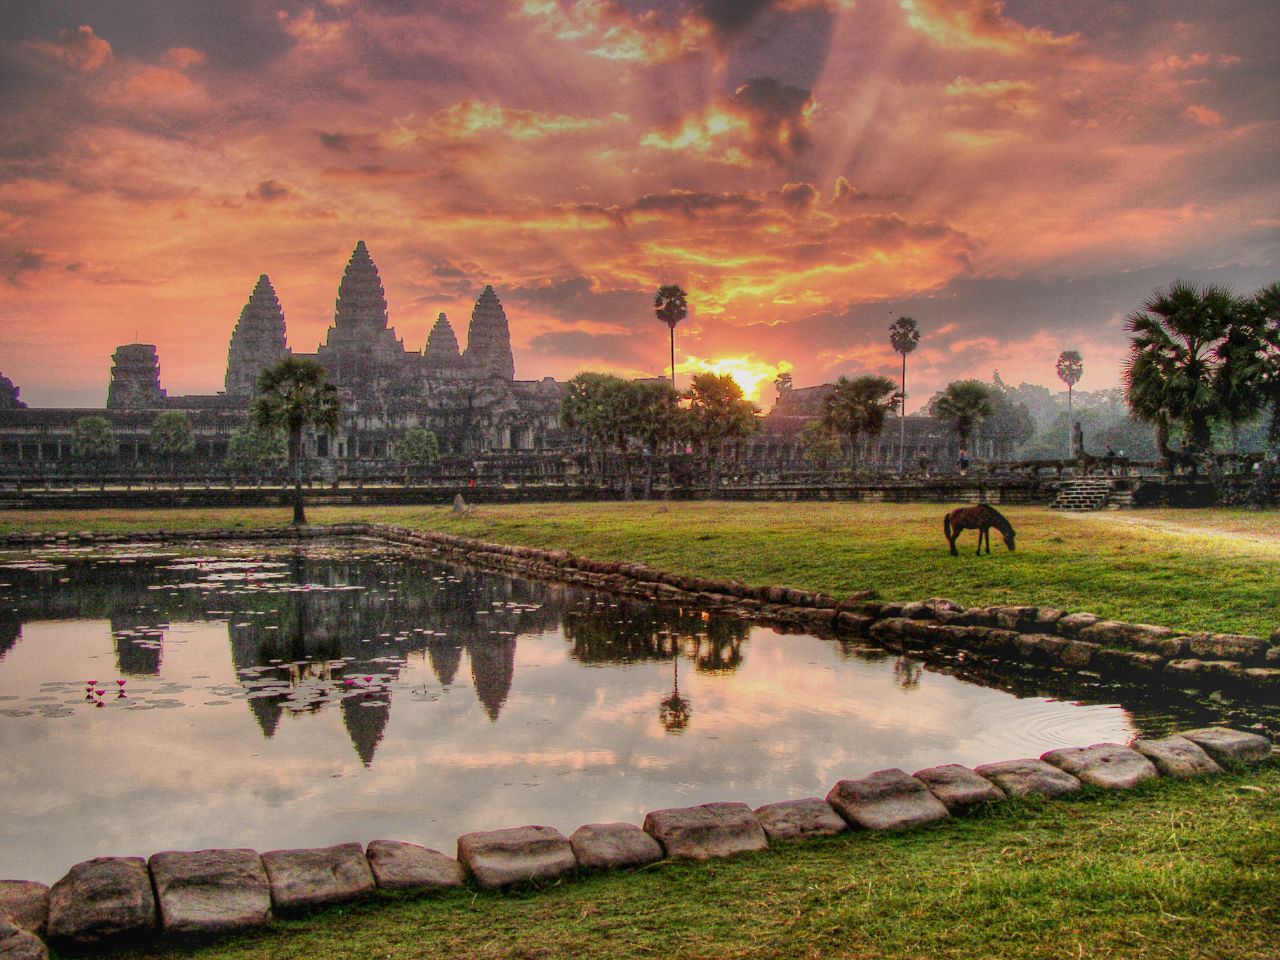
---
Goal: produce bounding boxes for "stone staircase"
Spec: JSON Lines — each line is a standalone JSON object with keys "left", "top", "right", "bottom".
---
{"left": 1050, "top": 477, "right": 1113, "bottom": 511}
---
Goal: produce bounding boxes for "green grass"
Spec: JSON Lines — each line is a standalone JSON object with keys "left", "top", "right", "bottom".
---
{"left": 95, "top": 763, "right": 1280, "bottom": 960}
{"left": 3, "top": 502, "right": 1278, "bottom": 635}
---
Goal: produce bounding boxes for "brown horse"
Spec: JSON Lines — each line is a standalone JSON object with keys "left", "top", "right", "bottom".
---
{"left": 944, "top": 504, "right": 1016, "bottom": 556}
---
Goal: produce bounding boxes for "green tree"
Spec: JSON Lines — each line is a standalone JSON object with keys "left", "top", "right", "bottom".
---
{"left": 932, "top": 380, "right": 995, "bottom": 454}
{"left": 560, "top": 372, "right": 631, "bottom": 477}
{"left": 889, "top": 316, "right": 920, "bottom": 473}
{"left": 150, "top": 410, "right": 195, "bottom": 473}
{"left": 685, "top": 373, "right": 758, "bottom": 494}
{"left": 800, "top": 420, "right": 842, "bottom": 468}
{"left": 71, "top": 415, "right": 117, "bottom": 463}
{"left": 654, "top": 285, "right": 687, "bottom": 389}
{"left": 822, "top": 374, "right": 898, "bottom": 468}
{"left": 1122, "top": 281, "right": 1237, "bottom": 467}
{"left": 623, "top": 379, "right": 684, "bottom": 498}
{"left": 252, "top": 357, "right": 340, "bottom": 525}
{"left": 396, "top": 427, "right": 440, "bottom": 471}
{"left": 225, "top": 425, "right": 286, "bottom": 475}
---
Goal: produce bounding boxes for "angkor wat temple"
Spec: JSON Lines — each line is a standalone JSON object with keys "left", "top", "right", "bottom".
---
{"left": 0, "top": 240, "right": 1022, "bottom": 475}
{"left": 0, "top": 241, "right": 564, "bottom": 467}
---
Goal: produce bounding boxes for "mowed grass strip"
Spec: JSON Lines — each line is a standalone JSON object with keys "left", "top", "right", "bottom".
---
{"left": 100, "top": 764, "right": 1280, "bottom": 960}
{"left": 2, "top": 502, "right": 1278, "bottom": 635}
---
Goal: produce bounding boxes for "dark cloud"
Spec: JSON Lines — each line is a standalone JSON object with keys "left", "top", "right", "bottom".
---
{"left": 628, "top": 189, "right": 763, "bottom": 220}
{"left": 694, "top": 0, "right": 776, "bottom": 39}
{"left": 526, "top": 329, "right": 646, "bottom": 365}
{"left": 730, "top": 76, "right": 814, "bottom": 164}
{"left": 247, "top": 179, "right": 291, "bottom": 203}
{"left": 0, "top": 0, "right": 293, "bottom": 70}
{"left": 3, "top": 249, "right": 47, "bottom": 287}
{"left": 507, "top": 276, "right": 651, "bottom": 325}
{"left": 317, "top": 131, "right": 381, "bottom": 154}
{"left": 779, "top": 181, "right": 818, "bottom": 214}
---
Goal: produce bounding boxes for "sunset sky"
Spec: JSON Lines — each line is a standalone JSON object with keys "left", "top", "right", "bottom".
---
{"left": 1, "top": 0, "right": 1277, "bottom": 408}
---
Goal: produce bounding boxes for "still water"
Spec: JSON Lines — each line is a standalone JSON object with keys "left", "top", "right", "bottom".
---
{"left": 0, "top": 539, "right": 1270, "bottom": 883}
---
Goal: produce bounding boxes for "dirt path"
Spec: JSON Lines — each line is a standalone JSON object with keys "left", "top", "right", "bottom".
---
{"left": 1058, "top": 509, "right": 1280, "bottom": 550}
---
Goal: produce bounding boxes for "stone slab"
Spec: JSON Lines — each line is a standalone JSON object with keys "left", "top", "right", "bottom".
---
{"left": 457, "top": 826, "right": 576, "bottom": 888}
{"left": 0, "top": 881, "right": 49, "bottom": 935}
{"left": 826, "top": 768, "right": 950, "bottom": 831}
{"left": 0, "top": 920, "right": 46, "bottom": 960}
{"left": 642, "top": 802, "right": 768, "bottom": 860}
{"left": 1130, "top": 735, "right": 1223, "bottom": 779}
{"left": 46, "top": 856, "right": 156, "bottom": 945}
{"left": 973, "top": 759, "right": 1082, "bottom": 798}
{"left": 261, "top": 843, "right": 375, "bottom": 910}
{"left": 1179, "top": 727, "right": 1273, "bottom": 766}
{"left": 569, "top": 823, "right": 664, "bottom": 870}
{"left": 148, "top": 849, "right": 272, "bottom": 935}
{"left": 1040, "top": 743, "right": 1159, "bottom": 790}
{"left": 366, "top": 840, "right": 466, "bottom": 891}
{"left": 752, "top": 798, "right": 848, "bottom": 841}
{"left": 912, "top": 764, "right": 1006, "bottom": 811}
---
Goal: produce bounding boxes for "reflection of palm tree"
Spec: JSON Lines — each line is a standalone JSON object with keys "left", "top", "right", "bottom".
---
{"left": 658, "top": 655, "right": 691, "bottom": 734}
{"left": 893, "top": 656, "right": 922, "bottom": 690}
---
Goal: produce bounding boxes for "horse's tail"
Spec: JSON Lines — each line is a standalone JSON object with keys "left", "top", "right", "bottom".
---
{"left": 943, "top": 512, "right": 953, "bottom": 540}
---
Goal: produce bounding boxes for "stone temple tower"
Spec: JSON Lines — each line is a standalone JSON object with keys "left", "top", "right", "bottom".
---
{"left": 319, "top": 240, "right": 404, "bottom": 365}
{"left": 225, "top": 274, "right": 289, "bottom": 397}
{"left": 463, "top": 286, "right": 515, "bottom": 380}
{"left": 107, "top": 344, "right": 167, "bottom": 410}
{"left": 424, "top": 313, "right": 462, "bottom": 365}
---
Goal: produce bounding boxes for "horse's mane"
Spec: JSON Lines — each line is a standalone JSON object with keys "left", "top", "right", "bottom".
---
{"left": 982, "top": 503, "right": 1014, "bottom": 535}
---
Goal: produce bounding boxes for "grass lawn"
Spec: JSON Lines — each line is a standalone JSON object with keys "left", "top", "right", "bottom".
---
{"left": 4, "top": 501, "right": 1275, "bottom": 636}
{"left": 98, "top": 762, "right": 1280, "bottom": 960}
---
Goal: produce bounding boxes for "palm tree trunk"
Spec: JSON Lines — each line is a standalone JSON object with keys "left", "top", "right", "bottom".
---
{"left": 899, "top": 353, "right": 907, "bottom": 475}
{"left": 289, "top": 426, "right": 305, "bottom": 525}
{"left": 1249, "top": 396, "right": 1280, "bottom": 506}
{"left": 669, "top": 325, "right": 676, "bottom": 389}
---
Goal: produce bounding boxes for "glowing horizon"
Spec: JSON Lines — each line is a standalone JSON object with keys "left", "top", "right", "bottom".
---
{"left": 1, "top": 1, "right": 1276, "bottom": 410}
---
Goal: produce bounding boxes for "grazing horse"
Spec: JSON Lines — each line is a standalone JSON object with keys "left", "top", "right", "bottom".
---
{"left": 944, "top": 504, "right": 1016, "bottom": 556}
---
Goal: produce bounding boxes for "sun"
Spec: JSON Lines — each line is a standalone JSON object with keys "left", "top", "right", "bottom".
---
{"left": 679, "top": 356, "right": 792, "bottom": 403}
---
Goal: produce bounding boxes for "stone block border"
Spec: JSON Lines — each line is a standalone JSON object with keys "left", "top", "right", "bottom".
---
{"left": 5, "top": 728, "right": 1272, "bottom": 956}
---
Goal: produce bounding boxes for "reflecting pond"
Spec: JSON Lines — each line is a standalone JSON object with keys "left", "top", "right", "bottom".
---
{"left": 0, "top": 539, "right": 1274, "bottom": 883}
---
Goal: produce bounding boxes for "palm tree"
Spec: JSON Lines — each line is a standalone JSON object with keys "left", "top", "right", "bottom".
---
{"left": 253, "top": 357, "right": 340, "bottom": 525}
{"left": 822, "top": 375, "right": 898, "bottom": 468}
{"left": 933, "top": 380, "right": 995, "bottom": 459}
{"left": 654, "top": 285, "right": 687, "bottom": 389}
{"left": 889, "top": 316, "right": 920, "bottom": 473}
{"left": 1055, "top": 350, "right": 1083, "bottom": 457}
{"left": 1220, "top": 282, "right": 1280, "bottom": 502}
{"left": 1122, "top": 281, "right": 1237, "bottom": 468}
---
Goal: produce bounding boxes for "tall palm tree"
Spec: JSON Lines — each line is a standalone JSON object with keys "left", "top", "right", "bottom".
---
{"left": 1055, "top": 350, "right": 1083, "bottom": 457}
{"left": 1122, "top": 281, "right": 1237, "bottom": 467}
{"left": 822, "top": 375, "right": 898, "bottom": 468}
{"left": 253, "top": 357, "right": 340, "bottom": 525}
{"left": 889, "top": 316, "right": 920, "bottom": 474}
{"left": 654, "top": 285, "right": 687, "bottom": 389}
{"left": 933, "top": 380, "right": 995, "bottom": 457}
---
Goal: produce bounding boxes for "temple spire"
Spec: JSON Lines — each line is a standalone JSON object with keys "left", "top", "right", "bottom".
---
{"left": 463, "top": 285, "right": 515, "bottom": 380}
{"left": 334, "top": 240, "right": 389, "bottom": 331}
{"left": 225, "top": 274, "right": 288, "bottom": 397}
{"left": 424, "top": 312, "right": 462, "bottom": 363}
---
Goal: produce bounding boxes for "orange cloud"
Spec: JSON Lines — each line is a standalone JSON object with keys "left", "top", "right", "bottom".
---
{"left": 26, "top": 24, "right": 112, "bottom": 72}
{"left": 1184, "top": 104, "right": 1225, "bottom": 127}
{"left": 430, "top": 101, "right": 609, "bottom": 141}
{"left": 899, "top": 0, "right": 1076, "bottom": 54}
